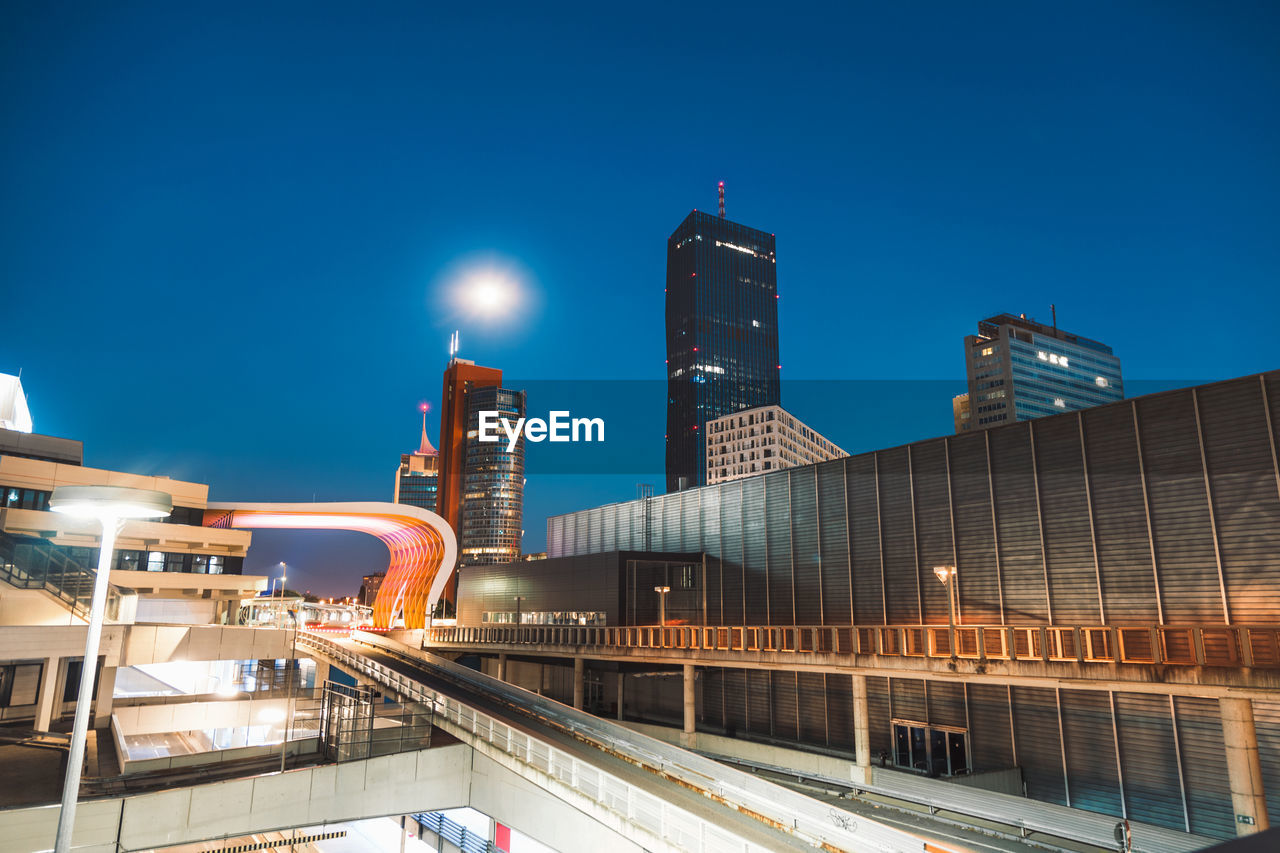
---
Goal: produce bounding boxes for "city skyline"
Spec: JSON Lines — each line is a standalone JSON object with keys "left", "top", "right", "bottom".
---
{"left": 4, "top": 3, "right": 1279, "bottom": 595}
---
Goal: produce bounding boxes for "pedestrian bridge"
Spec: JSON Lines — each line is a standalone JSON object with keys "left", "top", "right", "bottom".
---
{"left": 0, "top": 632, "right": 932, "bottom": 853}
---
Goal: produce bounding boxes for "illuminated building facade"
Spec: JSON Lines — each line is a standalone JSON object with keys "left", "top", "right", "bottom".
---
{"left": 952, "top": 392, "right": 971, "bottom": 433}
{"left": 436, "top": 358, "right": 502, "bottom": 603}
{"left": 666, "top": 208, "right": 780, "bottom": 492}
{"left": 394, "top": 406, "right": 439, "bottom": 513}
{"left": 358, "top": 572, "right": 385, "bottom": 606}
{"left": 706, "top": 404, "right": 845, "bottom": 484}
{"left": 963, "top": 312, "right": 1123, "bottom": 429}
{"left": 458, "top": 386, "right": 525, "bottom": 568}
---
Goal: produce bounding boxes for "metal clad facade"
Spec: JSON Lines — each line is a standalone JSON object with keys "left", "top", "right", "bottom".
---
{"left": 1115, "top": 692, "right": 1187, "bottom": 830}
{"left": 989, "top": 424, "right": 1049, "bottom": 622}
{"left": 1137, "top": 393, "right": 1222, "bottom": 624}
{"left": 547, "top": 373, "right": 1279, "bottom": 630}
{"left": 950, "top": 432, "right": 1002, "bottom": 624}
{"left": 848, "top": 455, "right": 884, "bottom": 624}
{"left": 791, "top": 466, "right": 822, "bottom": 625}
{"left": 1011, "top": 686, "right": 1067, "bottom": 805}
{"left": 1083, "top": 403, "right": 1160, "bottom": 623}
{"left": 765, "top": 471, "right": 793, "bottom": 625}
{"left": 1059, "top": 689, "right": 1123, "bottom": 816}
{"left": 912, "top": 440, "right": 953, "bottom": 625}
{"left": 825, "top": 674, "right": 855, "bottom": 752}
{"left": 866, "top": 676, "right": 892, "bottom": 760}
{"left": 721, "top": 481, "right": 744, "bottom": 625}
{"left": 817, "top": 461, "right": 851, "bottom": 625}
{"left": 966, "top": 684, "right": 1015, "bottom": 771}
{"left": 879, "top": 447, "right": 919, "bottom": 624}
{"left": 1035, "top": 416, "right": 1099, "bottom": 624}
{"left": 1252, "top": 698, "right": 1280, "bottom": 826}
{"left": 1197, "top": 380, "right": 1280, "bottom": 623}
{"left": 1173, "top": 696, "right": 1235, "bottom": 838}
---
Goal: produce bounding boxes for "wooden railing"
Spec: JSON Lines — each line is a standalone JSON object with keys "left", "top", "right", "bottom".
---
{"left": 425, "top": 622, "right": 1280, "bottom": 668}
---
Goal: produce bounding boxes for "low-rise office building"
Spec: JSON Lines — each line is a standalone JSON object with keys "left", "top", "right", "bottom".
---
{"left": 705, "top": 404, "right": 845, "bottom": 484}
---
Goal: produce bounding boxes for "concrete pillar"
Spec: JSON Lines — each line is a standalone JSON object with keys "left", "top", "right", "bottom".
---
{"left": 497, "top": 653, "right": 508, "bottom": 682}
{"left": 616, "top": 672, "right": 625, "bottom": 721}
{"left": 35, "top": 657, "right": 60, "bottom": 732}
{"left": 573, "top": 657, "right": 585, "bottom": 710}
{"left": 1221, "top": 697, "right": 1270, "bottom": 834}
{"left": 852, "top": 675, "right": 871, "bottom": 783}
{"left": 682, "top": 664, "right": 696, "bottom": 749}
{"left": 92, "top": 666, "right": 117, "bottom": 729}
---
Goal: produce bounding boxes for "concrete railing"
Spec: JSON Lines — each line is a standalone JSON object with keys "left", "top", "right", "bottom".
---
{"left": 427, "top": 622, "right": 1280, "bottom": 668}
{"left": 301, "top": 631, "right": 934, "bottom": 853}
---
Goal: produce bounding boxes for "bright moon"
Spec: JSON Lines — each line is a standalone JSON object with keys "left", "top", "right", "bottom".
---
{"left": 448, "top": 259, "right": 527, "bottom": 324}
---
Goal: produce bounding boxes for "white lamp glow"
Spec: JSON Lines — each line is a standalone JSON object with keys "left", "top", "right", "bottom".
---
{"left": 48, "top": 485, "right": 171, "bottom": 853}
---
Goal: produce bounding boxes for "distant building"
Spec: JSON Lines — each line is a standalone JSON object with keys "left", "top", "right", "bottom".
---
{"left": 394, "top": 405, "right": 439, "bottom": 513}
{"left": 358, "top": 572, "right": 385, "bottom": 606}
{"left": 0, "top": 373, "right": 33, "bottom": 434}
{"left": 458, "top": 385, "right": 525, "bottom": 568}
{"left": 952, "top": 393, "right": 971, "bottom": 434}
{"left": 705, "top": 405, "right": 846, "bottom": 484}
{"left": 666, "top": 194, "right": 781, "bottom": 492}
{"left": 963, "top": 311, "right": 1122, "bottom": 429}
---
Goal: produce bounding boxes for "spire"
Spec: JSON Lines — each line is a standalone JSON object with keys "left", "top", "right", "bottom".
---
{"left": 416, "top": 403, "right": 437, "bottom": 456}
{"left": 718, "top": 181, "right": 725, "bottom": 218}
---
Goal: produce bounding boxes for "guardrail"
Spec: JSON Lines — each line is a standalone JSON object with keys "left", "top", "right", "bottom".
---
{"left": 300, "top": 631, "right": 934, "bottom": 853}
{"left": 427, "top": 622, "right": 1280, "bottom": 668}
{"left": 712, "top": 753, "right": 1209, "bottom": 853}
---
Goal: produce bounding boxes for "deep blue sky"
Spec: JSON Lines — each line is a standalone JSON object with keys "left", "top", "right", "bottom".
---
{"left": 3, "top": 3, "right": 1278, "bottom": 596}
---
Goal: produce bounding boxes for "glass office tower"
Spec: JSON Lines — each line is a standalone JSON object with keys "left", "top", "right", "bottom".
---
{"left": 459, "top": 386, "right": 526, "bottom": 567}
{"left": 665, "top": 209, "right": 780, "bottom": 492}
{"left": 963, "top": 312, "right": 1123, "bottom": 429}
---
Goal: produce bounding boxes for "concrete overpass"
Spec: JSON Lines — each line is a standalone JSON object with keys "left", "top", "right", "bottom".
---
{"left": 0, "top": 631, "right": 937, "bottom": 853}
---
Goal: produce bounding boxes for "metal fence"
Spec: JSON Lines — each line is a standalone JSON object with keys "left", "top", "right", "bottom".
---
{"left": 318, "top": 680, "right": 432, "bottom": 762}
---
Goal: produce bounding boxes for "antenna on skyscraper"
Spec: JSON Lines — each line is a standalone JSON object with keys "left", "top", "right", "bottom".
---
{"left": 718, "top": 181, "right": 725, "bottom": 218}
{"left": 449, "top": 330, "right": 459, "bottom": 358}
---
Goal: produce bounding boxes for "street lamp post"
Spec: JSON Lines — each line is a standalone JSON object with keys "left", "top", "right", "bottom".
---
{"left": 276, "top": 562, "right": 288, "bottom": 628}
{"left": 933, "top": 565, "right": 957, "bottom": 658}
{"left": 281, "top": 609, "right": 298, "bottom": 774}
{"left": 654, "top": 585, "right": 671, "bottom": 628}
{"left": 49, "top": 486, "right": 172, "bottom": 853}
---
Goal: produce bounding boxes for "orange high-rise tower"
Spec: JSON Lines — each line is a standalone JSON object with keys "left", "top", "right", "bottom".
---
{"left": 436, "top": 354, "right": 502, "bottom": 606}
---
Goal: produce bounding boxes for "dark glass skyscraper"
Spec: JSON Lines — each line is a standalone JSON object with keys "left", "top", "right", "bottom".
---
{"left": 665, "top": 208, "right": 780, "bottom": 492}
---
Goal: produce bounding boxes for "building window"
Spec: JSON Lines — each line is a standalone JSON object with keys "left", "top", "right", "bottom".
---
{"left": 893, "top": 722, "right": 968, "bottom": 776}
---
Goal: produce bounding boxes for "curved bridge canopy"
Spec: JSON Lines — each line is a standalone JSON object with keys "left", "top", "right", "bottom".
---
{"left": 205, "top": 501, "right": 456, "bottom": 629}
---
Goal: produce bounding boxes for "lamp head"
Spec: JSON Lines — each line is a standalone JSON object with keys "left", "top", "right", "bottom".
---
{"left": 49, "top": 486, "right": 172, "bottom": 521}
{"left": 933, "top": 565, "right": 954, "bottom": 584}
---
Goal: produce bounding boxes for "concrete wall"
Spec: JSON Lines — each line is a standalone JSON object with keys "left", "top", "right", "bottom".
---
{"left": 113, "top": 696, "right": 293, "bottom": 736}
{"left": 0, "top": 742, "right": 646, "bottom": 853}
{"left": 121, "top": 624, "right": 291, "bottom": 666}
{"left": 0, "top": 583, "right": 88, "bottom": 627}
